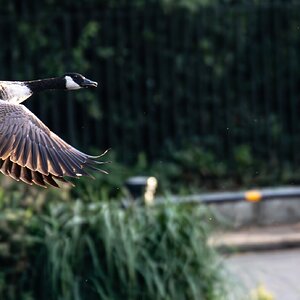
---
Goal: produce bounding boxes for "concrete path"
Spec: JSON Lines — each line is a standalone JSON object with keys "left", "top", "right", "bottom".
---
{"left": 211, "top": 223, "right": 300, "bottom": 252}
{"left": 226, "top": 249, "right": 300, "bottom": 300}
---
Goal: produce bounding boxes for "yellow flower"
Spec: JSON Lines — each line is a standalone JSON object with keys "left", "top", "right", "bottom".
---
{"left": 250, "top": 283, "right": 275, "bottom": 300}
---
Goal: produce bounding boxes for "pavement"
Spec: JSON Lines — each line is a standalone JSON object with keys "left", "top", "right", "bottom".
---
{"left": 210, "top": 222, "right": 300, "bottom": 252}
{"left": 212, "top": 223, "right": 300, "bottom": 299}
{"left": 226, "top": 249, "right": 300, "bottom": 300}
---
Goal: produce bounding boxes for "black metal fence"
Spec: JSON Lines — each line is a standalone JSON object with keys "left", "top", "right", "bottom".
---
{"left": 0, "top": 2, "right": 300, "bottom": 165}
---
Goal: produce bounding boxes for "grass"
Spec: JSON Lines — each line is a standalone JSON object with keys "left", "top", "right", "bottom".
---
{"left": 0, "top": 195, "right": 230, "bottom": 300}
{"left": 41, "top": 201, "right": 227, "bottom": 300}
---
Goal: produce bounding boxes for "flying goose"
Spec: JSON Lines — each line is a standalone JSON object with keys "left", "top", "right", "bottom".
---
{"left": 0, "top": 73, "right": 107, "bottom": 188}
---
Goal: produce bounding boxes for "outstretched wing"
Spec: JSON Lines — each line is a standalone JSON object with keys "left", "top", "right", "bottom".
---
{"left": 0, "top": 100, "right": 107, "bottom": 188}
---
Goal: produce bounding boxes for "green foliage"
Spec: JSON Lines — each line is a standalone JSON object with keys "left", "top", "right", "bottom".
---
{"left": 0, "top": 199, "right": 228, "bottom": 300}
{"left": 0, "top": 0, "right": 298, "bottom": 177}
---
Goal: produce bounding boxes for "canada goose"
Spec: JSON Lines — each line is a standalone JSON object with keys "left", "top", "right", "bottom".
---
{"left": 0, "top": 73, "right": 107, "bottom": 188}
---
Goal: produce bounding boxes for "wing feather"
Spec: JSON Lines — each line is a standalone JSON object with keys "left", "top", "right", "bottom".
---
{"left": 0, "top": 100, "right": 107, "bottom": 188}
{"left": 10, "top": 163, "right": 21, "bottom": 181}
{"left": 19, "top": 166, "right": 33, "bottom": 185}
{"left": 37, "top": 144, "right": 49, "bottom": 174}
{"left": 42, "top": 174, "right": 59, "bottom": 188}
{"left": 31, "top": 171, "right": 47, "bottom": 188}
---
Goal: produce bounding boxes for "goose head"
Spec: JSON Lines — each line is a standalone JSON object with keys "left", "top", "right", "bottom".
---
{"left": 64, "top": 73, "right": 98, "bottom": 90}
{"left": 4, "top": 73, "right": 98, "bottom": 104}
{"left": 23, "top": 73, "right": 98, "bottom": 95}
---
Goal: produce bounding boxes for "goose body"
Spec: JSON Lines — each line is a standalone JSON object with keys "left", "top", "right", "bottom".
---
{"left": 0, "top": 81, "right": 32, "bottom": 103}
{"left": 0, "top": 73, "right": 107, "bottom": 188}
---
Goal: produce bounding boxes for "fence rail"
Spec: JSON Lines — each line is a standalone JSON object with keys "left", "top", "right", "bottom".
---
{"left": 155, "top": 187, "right": 300, "bottom": 205}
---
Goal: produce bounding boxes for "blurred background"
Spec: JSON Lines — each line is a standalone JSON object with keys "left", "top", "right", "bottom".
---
{"left": 0, "top": 0, "right": 300, "bottom": 299}
{"left": 2, "top": 0, "right": 300, "bottom": 194}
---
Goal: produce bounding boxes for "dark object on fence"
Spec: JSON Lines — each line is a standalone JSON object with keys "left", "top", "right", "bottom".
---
{"left": 156, "top": 187, "right": 300, "bottom": 205}
{"left": 125, "top": 176, "right": 158, "bottom": 204}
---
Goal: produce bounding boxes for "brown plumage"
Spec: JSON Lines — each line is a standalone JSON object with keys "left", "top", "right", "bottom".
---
{"left": 0, "top": 73, "right": 107, "bottom": 188}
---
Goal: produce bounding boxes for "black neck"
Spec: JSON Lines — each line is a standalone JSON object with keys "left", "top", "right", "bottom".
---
{"left": 25, "top": 77, "right": 65, "bottom": 93}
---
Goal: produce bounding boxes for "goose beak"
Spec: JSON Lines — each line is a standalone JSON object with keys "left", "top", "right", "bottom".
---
{"left": 82, "top": 78, "right": 98, "bottom": 88}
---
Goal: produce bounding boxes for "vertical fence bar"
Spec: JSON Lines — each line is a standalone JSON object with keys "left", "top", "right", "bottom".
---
{"left": 143, "top": 7, "right": 156, "bottom": 159}
{"left": 219, "top": 6, "right": 231, "bottom": 161}
{"left": 261, "top": 5, "right": 273, "bottom": 160}
{"left": 64, "top": 14, "right": 78, "bottom": 147}
{"left": 77, "top": 13, "right": 90, "bottom": 150}
{"left": 249, "top": 5, "right": 260, "bottom": 158}
{"left": 89, "top": 11, "right": 103, "bottom": 152}
{"left": 213, "top": 5, "right": 227, "bottom": 156}
{"left": 104, "top": 10, "right": 117, "bottom": 150}
{"left": 287, "top": 4, "right": 299, "bottom": 166}
{"left": 255, "top": 6, "right": 265, "bottom": 159}
{"left": 211, "top": 6, "right": 221, "bottom": 154}
{"left": 116, "top": 9, "right": 131, "bottom": 161}
{"left": 170, "top": 10, "right": 184, "bottom": 143}
{"left": 182, "top": 11, "right": 194, "bottom": 140}
{"left": 156, "top": 9, "right": 169, "bottom": 148}
{"left": 273, "top": 3, "right": 285, "bottom": 167}
{"left": 129, "top": 7, "right": 142, "bottom": 154}
{"left": 47, "top": 14, "right": 61, "bottom": 140}
{"left": 196, "top": 9, "right": 208, "bottom": 141}
{"left": 235, "top": 7, "right": 243, "bottom": 147}
{"left": 194, "top": 11, "right": 202, "bottom": 141}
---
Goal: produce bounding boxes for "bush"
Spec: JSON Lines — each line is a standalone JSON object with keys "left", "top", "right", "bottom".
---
{"left": 0, "top": 199, "right": 228, "bottom": 300}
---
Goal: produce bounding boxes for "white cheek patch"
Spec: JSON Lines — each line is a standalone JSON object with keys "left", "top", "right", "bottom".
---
{"left": 65, "top": 76, "right": 81, "bottom": 90}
